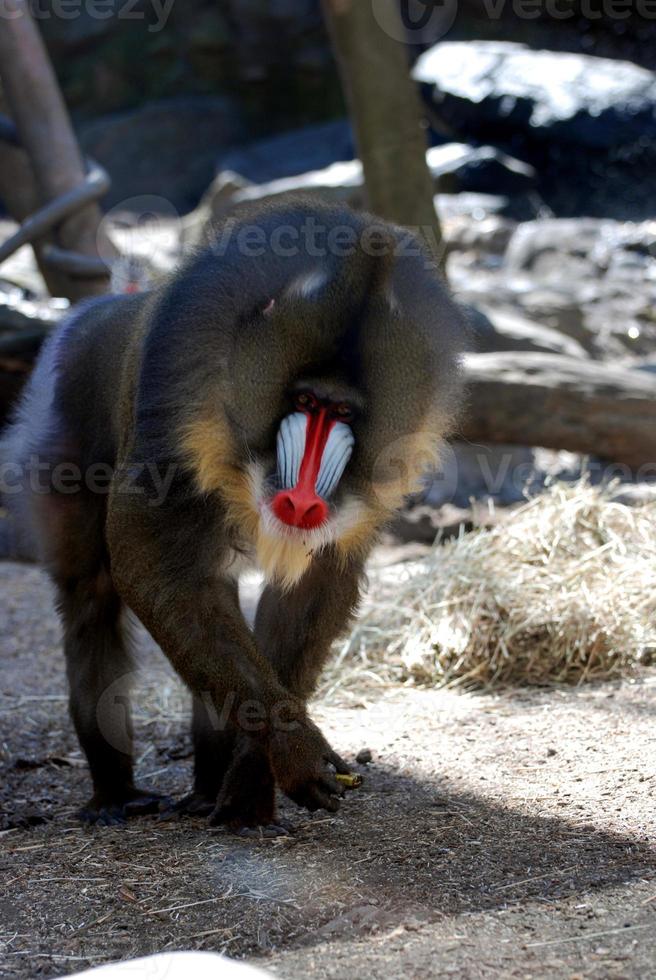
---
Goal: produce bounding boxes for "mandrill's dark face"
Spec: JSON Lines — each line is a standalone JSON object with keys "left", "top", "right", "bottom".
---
{"left": 169, "top": 202, "right": 466, "bottom": 589}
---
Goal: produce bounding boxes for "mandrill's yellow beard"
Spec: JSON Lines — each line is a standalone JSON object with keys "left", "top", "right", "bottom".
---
{"left": 254, "top": 528, "right": 315, "bottom": 591}
{"left": 248, "top": 462, "right": 373, "bottom": 591}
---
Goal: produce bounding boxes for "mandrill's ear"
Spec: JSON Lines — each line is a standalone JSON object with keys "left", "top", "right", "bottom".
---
{"left": 281, "top": 226, "right": 398, "bottom": 308}
{"left": 365, "top": 227, "right": 401, "bottom": 308}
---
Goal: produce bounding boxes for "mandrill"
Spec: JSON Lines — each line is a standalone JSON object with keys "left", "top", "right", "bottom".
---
{"left": 1, "top": 200, "right": 467, "bottom": 830}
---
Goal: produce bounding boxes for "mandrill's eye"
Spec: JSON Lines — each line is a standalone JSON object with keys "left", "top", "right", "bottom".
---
{"left": 333, "top": 403, "right": 354, "bottom": 423}
{"left": 294, "top": 391, "right": 318, "bottom": 412}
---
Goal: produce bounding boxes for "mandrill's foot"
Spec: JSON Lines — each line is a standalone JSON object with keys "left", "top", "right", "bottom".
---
{"left": 161, "top": 791, "right": 216, "bottom": 819}
{"left": 208, "top": 735, "right": 277, "bottom": 830}
{"left": 78, "top": 787, "right": 169, "bottom": 826}
{"left": 208, "top": 772, "right": 277, "bottom": 830}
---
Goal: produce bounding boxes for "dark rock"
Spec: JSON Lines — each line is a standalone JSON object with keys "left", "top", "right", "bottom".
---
{"left": 429, "top": 143, "right": 535, "bottom": 197}
{"left": 39, "top": 0, "right": 125, "bottom": 48}
{"left": 414, "top": 42, "right": 656, "bottom": 219}
{"left": 228, "top": 143, "right": 535, "bottom": 210}
{"left": 356, "top": 749, "right": 373, "bottom": 765}
{"left": 415, "top": 42, "right": 656, "bottom": 150}
{"left": 79, "top": 97, "right": 244, "bottom": 211}
{"left": 390, "top": 504, "right": 477, "bottom": 545}
{"left": 217, "top": 120, "right": 354, "bottom": 184}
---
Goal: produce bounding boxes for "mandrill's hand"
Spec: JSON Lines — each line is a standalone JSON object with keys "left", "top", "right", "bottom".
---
{"left": 269, "top": 715, "right": 346, "bottom": 813}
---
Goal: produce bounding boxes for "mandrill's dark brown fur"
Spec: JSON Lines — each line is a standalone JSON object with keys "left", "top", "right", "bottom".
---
{"left": 1, "top": 200, "right": 467, "bottom": 829}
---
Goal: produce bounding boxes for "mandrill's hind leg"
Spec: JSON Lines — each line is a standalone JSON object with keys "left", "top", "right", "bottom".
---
{"left": 58, "top": 571, "right": 165, "bottom": 824}
{"left": 166, "top": 697, "right": 236, "bottom": 817}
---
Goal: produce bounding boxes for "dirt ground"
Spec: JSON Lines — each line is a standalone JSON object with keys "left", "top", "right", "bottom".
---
{"left": 1, "top": 560, "right": 655, "bottom": 980}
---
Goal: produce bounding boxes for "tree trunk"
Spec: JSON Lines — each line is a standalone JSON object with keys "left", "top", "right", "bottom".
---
{"left": 321, "top": 0, "right": 445, "bottom": 271}
{"left": 462, "top": 352, "right": 656, "bottom": 471}
{"left": 0, "top": 0, "right": 115, "bottom": 300}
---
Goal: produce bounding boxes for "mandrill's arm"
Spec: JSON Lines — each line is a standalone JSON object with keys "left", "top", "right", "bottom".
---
{"left": 255, "top": 548, "right": 366, "bottom": 702}
{"left": 206, "top": 548, "right": 366, "bottom": 829}
{"left": 105, "top": 472, "right": 343, "bottom": 814}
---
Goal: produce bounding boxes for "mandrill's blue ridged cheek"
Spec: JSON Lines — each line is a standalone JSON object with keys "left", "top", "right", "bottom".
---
{"left": 276, "top": 412, "right": 307, "bottom": 490}
{"left": 315, "top": 422, "right": 354, "bottom": 499}
{"left": 276, "top": 412, "right": 355, "bottom": 500}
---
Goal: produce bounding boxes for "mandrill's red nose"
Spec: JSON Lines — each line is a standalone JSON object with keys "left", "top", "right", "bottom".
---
{"left": 272, "top": 490, "right": 328, "bottom": 530}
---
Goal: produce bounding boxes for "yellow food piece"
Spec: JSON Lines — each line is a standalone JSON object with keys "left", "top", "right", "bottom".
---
{"left": 335, "top": 773, "right": 363, "bottom": 789}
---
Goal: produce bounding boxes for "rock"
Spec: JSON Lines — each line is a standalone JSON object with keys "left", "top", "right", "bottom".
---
{"left": 225, "top": 159, "right": 362, "bottom": 209}
{"left": 79, "top": 97, "right": 245, "bottom": 211}
{"left": 369, "top": 541, "right": 432, "bottom": 565}
{"left": 316, "top": 905, "right": 391, "bottom": 939}
{"left": 465, "top": 305, "right": 587, "bottom": 358}
{"left": 216, "top": 119, "right": 354, "bottom": 184}
{"left": 388, "top": 499, "right": 520, "bottom": 546}
{"left": 391, "top": 504, "right": 476, "bottom": 544}
{"left": 356, "top": 748, "right": 372, "bottom": 765}
{"left": 181, "top": 171, "right": 255, "bottom": 248}
{"left": 227, "top": 143, "right": 535, "bottom": 210}
{"left": 514, "top": 288, "right": 592, "bottom": 351}
{"left": 39, "top": 0, "right": 121, "bottom": 47}
{"left": 414, "top": 42, "right": 656, "bottom": 149}
{"left": 505, "top": 219, "right": 613, "bottom": 274}
{"left": 428, "top": 143, "right": 535, "bottom": 197}
{"left": 435, "top": 192, "right": 542, "bottom": 223}
{"left": 444, "top": 216, "right": 516, "bottom": 257}
{"left": 501, "top": 218, "right": 656, "bottom": 355}
{"left": 413, "top": 42, "right": 656, "bottom": 219}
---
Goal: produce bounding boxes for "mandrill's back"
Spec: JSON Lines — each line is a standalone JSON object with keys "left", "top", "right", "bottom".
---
{"left": 3, "top": 292, "right": 151, "bottom": 471}
{"left": 0, "top": 292, "right": 150, "bottom": 560}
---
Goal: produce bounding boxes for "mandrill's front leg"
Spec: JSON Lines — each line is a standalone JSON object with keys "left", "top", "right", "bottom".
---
{"left": 107, "top": 488, "right": 343, "bottom": 830}
{"left": 209, "top": 549, "right": 366, "bottom": 829}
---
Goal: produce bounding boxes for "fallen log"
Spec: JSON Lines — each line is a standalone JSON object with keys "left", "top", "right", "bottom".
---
{"left": 461, "top": 352, "right": 656, "bottom": 472}
{"left": 1, "top": 342, "right": 656, "bottom": 474}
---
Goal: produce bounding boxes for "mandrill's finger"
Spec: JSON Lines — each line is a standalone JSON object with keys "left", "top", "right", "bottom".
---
{"left": 319, "top": 792, "right": 340, "bottom": 813}
{"left": 321, "top": 772, "right": 344, "bottom": 798}
{"left": 325, "top": 748, "right": 351, "bottom": 775}
{"left": 310, "top": 783, "right": 341, "bottom": 812}
{"left": 289, "top": 781, "right": 341, "bottom": 813}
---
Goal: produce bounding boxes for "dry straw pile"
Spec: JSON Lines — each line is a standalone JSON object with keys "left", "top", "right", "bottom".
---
{"left": 324, "top": 483, "right": 656, "bottom": 696}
